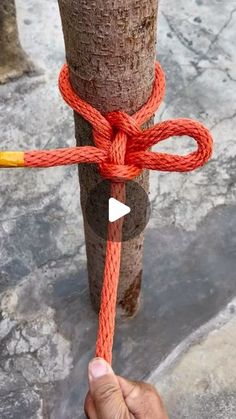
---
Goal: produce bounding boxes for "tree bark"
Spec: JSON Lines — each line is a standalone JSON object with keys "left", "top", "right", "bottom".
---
{"left": 58, "top": 0, "right": 158, "bottom": 316}
{"left": 0, "top": 0, "right": 34, "bottom": 84}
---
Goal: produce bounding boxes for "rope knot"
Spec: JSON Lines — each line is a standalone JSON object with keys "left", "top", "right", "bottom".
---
{"left": 105, "top": 111, "right": 141, "bottom": 139}
{"left": 56, "top": 62, "right": 213, "bottom": 181}
{"left": 95, "top": 111, "right": 142, "bottom": 181}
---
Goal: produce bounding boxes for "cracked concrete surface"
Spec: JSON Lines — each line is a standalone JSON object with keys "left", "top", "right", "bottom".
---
{"left": 0, "top": 0, "right": 236, "bottom": 417}
{"left": 149, "top": 300, "right": 236, "bottom": 419}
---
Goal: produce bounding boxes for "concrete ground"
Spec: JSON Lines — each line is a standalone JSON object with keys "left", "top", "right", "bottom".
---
{"left": 149, "top": 300, "right": 236, "bottom": 419}
{"left": 0, "top": 0, "right": 236, "bottom": 418}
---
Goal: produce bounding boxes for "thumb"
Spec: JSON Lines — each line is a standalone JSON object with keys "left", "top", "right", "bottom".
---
{"left": 88, "top": 357, "right": 128, "bottom": 419}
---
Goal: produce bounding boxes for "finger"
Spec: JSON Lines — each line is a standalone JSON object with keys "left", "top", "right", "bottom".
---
{"left": 88, "top": 358, "right": 128, "bottom": 419}
{"left": 84, "top": 391, "right": 98, "bottom": 419}
{"left": 117, "top": 376, "right": 137, "bottom": 398}
{"left": 118, "top": 376, "right": 169, "bottom": 419}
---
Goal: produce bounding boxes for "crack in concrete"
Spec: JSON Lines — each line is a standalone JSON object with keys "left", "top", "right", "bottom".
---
{"left": 210, "top": 110, "right": 236, "bottom": 130}
{"left": 207, "top": 7, "right": 236, "bottom": 54}
{"left": 162, "top": 12, "right": 203, "bottom": 57}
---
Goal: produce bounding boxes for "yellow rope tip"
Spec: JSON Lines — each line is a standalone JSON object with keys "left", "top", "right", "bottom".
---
{"left": 0, "top": 152, "right": 24, "bottom": 167}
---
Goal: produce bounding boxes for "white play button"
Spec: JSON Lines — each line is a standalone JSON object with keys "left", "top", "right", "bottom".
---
{"left": 85, "top": 180, "right": 150, "bottom": 241}
{"left": 109, "top": 198, "right": 131, "bottom": 222}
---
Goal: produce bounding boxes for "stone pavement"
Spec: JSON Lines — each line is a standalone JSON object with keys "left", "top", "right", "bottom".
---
{"left": 0, "top": 0, "right": 236, "bottom": 417}
{"left": 149, "top": 300, "right": 236, "bottom": 419}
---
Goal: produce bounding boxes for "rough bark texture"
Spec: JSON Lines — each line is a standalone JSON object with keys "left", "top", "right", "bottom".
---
{"left": 0, "top": 0, "right": 34, "bottom": 84}
{"left": 58, "top": 0, "right": 158, "bottom": 315}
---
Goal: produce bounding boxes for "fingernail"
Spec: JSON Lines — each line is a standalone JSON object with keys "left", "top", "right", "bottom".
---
{"left": 89, "top": 357, "right": 113, "bottom": 380}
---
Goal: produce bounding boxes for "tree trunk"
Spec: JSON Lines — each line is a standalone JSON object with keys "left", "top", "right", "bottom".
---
{"left": 58, "top": 0, "right": 158, "bottom": 316}
{"left": 0, "top": 0, "right": 34, "bottom": 84}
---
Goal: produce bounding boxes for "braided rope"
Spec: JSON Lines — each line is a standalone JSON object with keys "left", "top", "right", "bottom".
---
{"left": 0, "top": 62, "right": 213, "bottom": 364}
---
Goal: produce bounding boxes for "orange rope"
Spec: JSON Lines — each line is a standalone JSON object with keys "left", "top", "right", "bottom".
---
{"left": 0, "top": 62, "right": 213, "bottom": 364}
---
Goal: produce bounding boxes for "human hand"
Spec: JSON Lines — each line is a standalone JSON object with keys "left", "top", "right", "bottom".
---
{"left": 84, "top": 357, "right": 169, "bottom": 419}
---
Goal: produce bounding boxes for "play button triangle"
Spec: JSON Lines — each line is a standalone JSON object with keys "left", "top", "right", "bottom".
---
{"left": 108, "top": 198, "right": 131, "bottom": 222}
